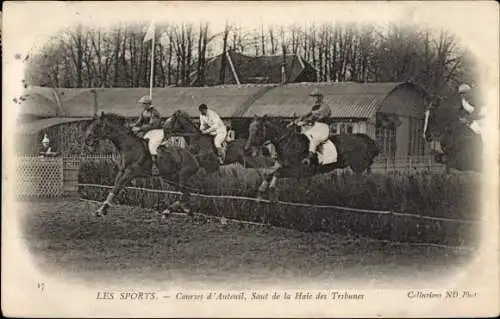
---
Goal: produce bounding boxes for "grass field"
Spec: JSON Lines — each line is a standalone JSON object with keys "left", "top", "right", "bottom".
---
{"left": 20, "top": 199, "right": 472, "bottom": 288}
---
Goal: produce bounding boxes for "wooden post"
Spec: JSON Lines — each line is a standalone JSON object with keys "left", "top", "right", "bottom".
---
{"left": 281, "top": 63, "right": 286, "bottom": 84}
{"left": 226, "top": 51, "right": 240, "bottom": 85}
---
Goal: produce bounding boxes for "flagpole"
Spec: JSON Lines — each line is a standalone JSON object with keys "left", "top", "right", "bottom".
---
{"left": 149, "top": 24, "right": 155, "bottom": 99}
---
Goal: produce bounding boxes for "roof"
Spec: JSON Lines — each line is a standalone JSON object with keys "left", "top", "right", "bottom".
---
{"left": 18, "top": 82, "right": 429, "bottom": 120}
{"left": 17, "top": 85, "right": 274, "bottom": 118}
{"left": 17, "top": 117, "right": 92, "bottom": 135}
{"left": 16, "top": 86, "right": 59, "bottom": 116}
{"left": 242, "top": 82, "right": 427, "bottom": 118}
{"left": 54, "top": 86, "right": 274, "bottom": 118}
{"left": 193, "top": 52, "right": 317, "bottom": 85}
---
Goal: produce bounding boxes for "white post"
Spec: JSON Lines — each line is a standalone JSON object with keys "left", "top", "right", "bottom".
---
{"left": 149, "top": 31, "right": 155, "bottom": 99}
{"left": 144, "top": 20, "right": 156, "bottom": 99}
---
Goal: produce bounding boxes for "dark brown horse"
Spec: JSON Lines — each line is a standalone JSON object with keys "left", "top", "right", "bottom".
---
{"left": 225, "top": 139, "right": 275, "bottom": 168}
{"left": 162, "top": 110, "right": 221, "bottom": 172}
{"left": 245, "top": 115, "right": 379, "bottom": 200}
{"left": 423, "top": 95, "right": 483, "bottom": 172}
{"left": 163, "top": 110, "right": 273, "bottom": 168}
{"left": 83, "top": 112, "right": 202, "bottom": 216}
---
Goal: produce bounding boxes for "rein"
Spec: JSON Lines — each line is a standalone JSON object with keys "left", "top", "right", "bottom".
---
{"left": 261, "top": 119, "right": 299, "bottom": 164}
{"left": 167, "top": 132, "right": 199, "bottom": 137}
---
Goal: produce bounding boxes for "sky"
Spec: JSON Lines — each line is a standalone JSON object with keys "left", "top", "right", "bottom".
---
{"left": 3, "top": 1, "right": 498, "bottom": 56}
{"left": 2, "top": 1, "right": 498, "bottom": 113}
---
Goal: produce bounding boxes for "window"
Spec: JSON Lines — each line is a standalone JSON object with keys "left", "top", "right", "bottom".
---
{"left": 339, "top": 124, "right": 346, "bottom": 134}
{"left": 331, "top": 122, "right": 354, "bottom": 134}
{"left": 376, "top": 126, "right": 396, "bottom": 158}
{"left": 408, "top": 118, "right": 425, "bottom": 156}
{"left": 330, "top": 123, "right": 338, "bottom": 135}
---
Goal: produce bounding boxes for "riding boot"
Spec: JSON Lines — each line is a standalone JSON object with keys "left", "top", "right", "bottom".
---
{"left": 302, "top": 151, "right": 315, "bottom": 165}
{"left": 151, "top": 155, "right": 160, "bottom": 176}
{"left": 216, "top": 147, "right": 225, "bottom": 165}
{"left": 162, "top": 127, "right": 171, "bottom": 145}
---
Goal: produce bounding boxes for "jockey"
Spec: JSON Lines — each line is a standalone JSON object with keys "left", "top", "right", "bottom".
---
{"left": 298, "top": 88, "right": 332, "bottom": 165}
{"left": 198, "top": 103, "right": 227, "bottom": 164}
{"left": 131, "top": 95, "right": 162, "bottom": 175}
{"left": 458, "top": 83, "right": 485, "bottom": 135}
{"left": 39, "top": 134, "right": 58, "bottom": 157}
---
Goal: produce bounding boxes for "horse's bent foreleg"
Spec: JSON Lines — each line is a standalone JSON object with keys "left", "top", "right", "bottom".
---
{"left": 268, "top": 163, "right": 286, "bottom": 201}
{"left": 257, "top": 173, "right": 271, "bottom": 199}
{"left": 268, "top": 174, "right": 279, "bottom": 202}
{"left": 96, "top": 168, "right": 133, "bottom": 217}
{"left": 166, "top": 167, "right": 196, "bottom": 216}
{"left": 104, "top": 170, "right": 123, "bottom": 204}
{"left": 258, "top": 178, "right": 270, "bottom": 194}
{"left": 257, "top": 164, "right": 279, "bottom": 199}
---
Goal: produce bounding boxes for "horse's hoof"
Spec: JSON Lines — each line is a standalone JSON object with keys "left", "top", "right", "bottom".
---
{"left": 161, "top": 209, "right": 171, "bottom": 219}
{"left": 180, "top": 204, "right": 191, "bottom": 214}
{"left": 169, "top": 201, "right": 181, "bottom": 212}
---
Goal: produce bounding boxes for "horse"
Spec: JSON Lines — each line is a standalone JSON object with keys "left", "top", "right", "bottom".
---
{"left": 163, "top": 110, "right": 273, "bottom": 169}
{"left": 224, "top": 139, "right": 275, "bottom": 168}
{"left": 423, "top": 94, "right": 483, "bottom": 173}
{"left": 83, "top": 111, "right": 203, "bottom": 217}
{"left": 244, "top": 115, "right": 380, "bottom": 200}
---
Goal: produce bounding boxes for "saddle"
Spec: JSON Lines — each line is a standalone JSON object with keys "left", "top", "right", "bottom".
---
{"left": 294, "top": 121, "right": 338, "bottom": 165}
{"left": 133, "top": 128, "right": 168, "bottom": 156}
{"left": 312, "top": 138, "right": 338, "bottom": 165}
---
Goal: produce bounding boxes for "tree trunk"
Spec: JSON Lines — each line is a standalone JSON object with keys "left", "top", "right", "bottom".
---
{"left": 219, "top": 23, "right": 229, "bottom": 84}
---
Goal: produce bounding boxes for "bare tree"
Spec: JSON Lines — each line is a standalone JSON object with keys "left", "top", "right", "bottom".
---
{"left": 24, "top": 20, "right": 475, "bottom": 95}
{"left": 219, "top": 21, "right": 230, "bottom": 84}
{"left": 196, "top": 23, "right": 209, "bottom": 86}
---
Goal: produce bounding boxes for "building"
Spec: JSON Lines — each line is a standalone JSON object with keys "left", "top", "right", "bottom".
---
{"left": 239, "top": 81, "right": 431, "bottom": 158}
{"left": 190, "top": 51, "right": 318, "bottom": 86}
{"left": 17, "top": 81, "right": 430, "bottom": 159}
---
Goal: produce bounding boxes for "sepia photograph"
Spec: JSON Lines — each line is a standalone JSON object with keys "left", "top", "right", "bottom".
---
{"left": 2, "top": 1, "right": 499, "bottom": 317}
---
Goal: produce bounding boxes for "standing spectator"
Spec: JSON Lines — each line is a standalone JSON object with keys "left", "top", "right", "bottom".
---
{"left": 39, "top": 134, "right": 58, "bottom": 157}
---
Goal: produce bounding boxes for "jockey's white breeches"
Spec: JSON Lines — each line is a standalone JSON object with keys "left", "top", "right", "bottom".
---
{"left": 469, "top": 120, "right": 481, "bottom": 134}
{"left": 468, "top": 120, "right": 486, "bottom": 142}
{"left": 143, "top": 129, "right": 164, "bottom": 156}
{"left": 210, "top": 127, "right": 227, "bottom": 148}
{"left": 303, "top": 122, "right": 330, "bottom": 153}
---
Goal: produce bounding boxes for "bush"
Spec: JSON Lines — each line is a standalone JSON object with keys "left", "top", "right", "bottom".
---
{"left": 78, "top": 159, "right": 480, "bottom": 247}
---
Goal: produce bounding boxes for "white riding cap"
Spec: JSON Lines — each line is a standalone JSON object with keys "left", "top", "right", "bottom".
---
{"left": 458, "top": 84, "right": 471, "bottom": 93}
{"left": 138, "top": 95, "right": 152, "bottom": 104}
{"left": 42, "top": 134, "right": 50, "bottom": 143}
